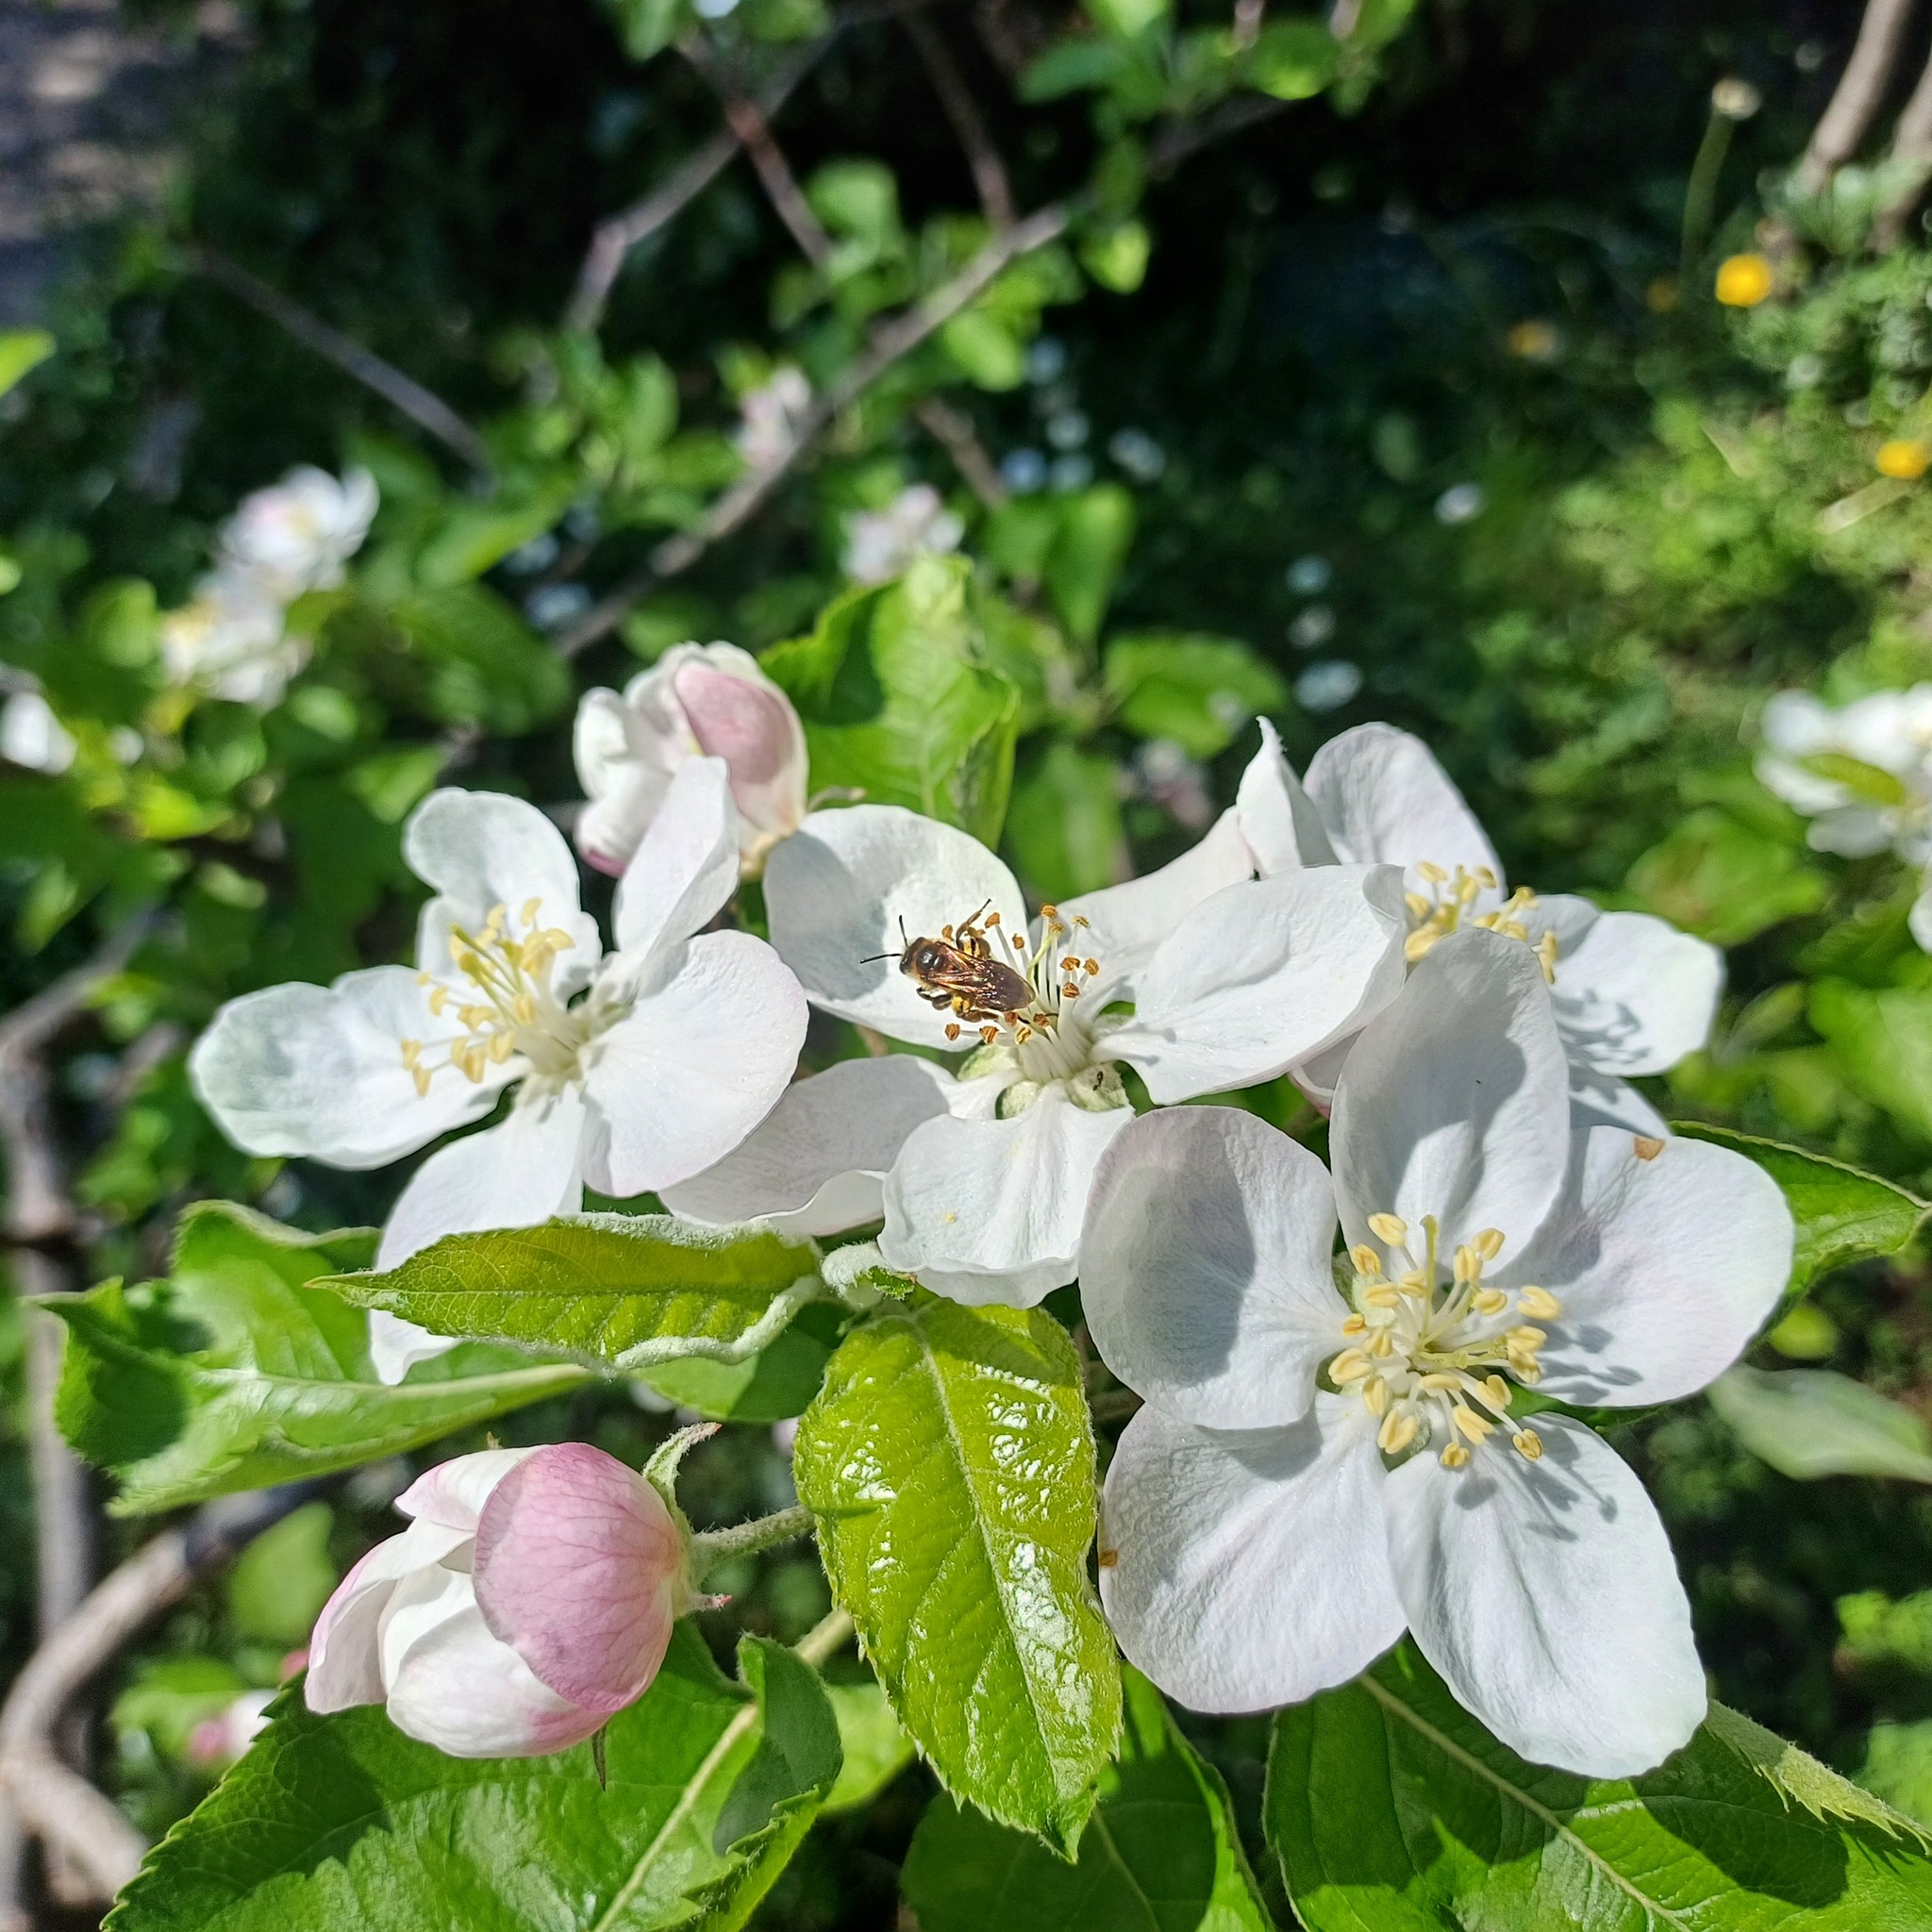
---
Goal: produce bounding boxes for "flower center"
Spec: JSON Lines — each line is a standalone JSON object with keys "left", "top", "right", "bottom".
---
{"left": 401, "top": 900, "right": 597, "bottom": 1094}
{"left": 1404, "top": 863, "right": 1557, "bottom": 984}
{"left": 1326, "top": 1211, "right": 1562, "bottom": 1469}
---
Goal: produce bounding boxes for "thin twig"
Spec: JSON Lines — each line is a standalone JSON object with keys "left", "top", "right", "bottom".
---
{"left": 904, "top": 11, "right": 1015, "bottom": 227}
{"left": 187, "top": 247, "right": 494, "bottom": 476}
{"left": 682, "top": 36, "right": 834, "bottom": 268}
{"left": 915, "top": 394, "right": 1006, "bottom": 507}
{"left": 1875, "top": 43, "right": 1932, "bottom": 245}
{"left": 0, "top": 1484, "right": 323, "bottom": 1909}
{"left": 1799, "top": 0, "right": 1923, "bottom": 192}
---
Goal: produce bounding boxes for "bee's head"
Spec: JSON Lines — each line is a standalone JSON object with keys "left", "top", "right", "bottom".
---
{"left": 902, "top": 938, "right": 948, "bottom": 979}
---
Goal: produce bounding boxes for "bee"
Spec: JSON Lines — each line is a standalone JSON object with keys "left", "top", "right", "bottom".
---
{"left": 866, "top": 903, "right": 1039, "bottom": 1044}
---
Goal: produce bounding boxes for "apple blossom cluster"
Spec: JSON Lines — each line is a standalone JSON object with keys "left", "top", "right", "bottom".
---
{"left": 159, "top": 464, "right": 378, "bottom": 708}
{"left": 189, "top": 640, "right": 1785, "bottom": 1779}
{"left": 1757, "top": 683, "right": 1932, "bottom": 948}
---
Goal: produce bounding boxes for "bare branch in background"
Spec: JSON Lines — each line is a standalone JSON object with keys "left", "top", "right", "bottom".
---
{"left": 0, "top": 1484, "right": 325, "bottom": 1915}
{"left": 682, "top": 36, "right": 835, "bottom": 269}
{"left": 915, "top": 393, "right": 1007, "bottom": 507}
{"left": 904, "top": 11, "right": 1015, "bottom": 228}
{"left": 188, "top": 247, "right": 495, "bottom": 477}
{"left": 1874, "top": 44, "right": 1932, "bottom": 244}
{"left": 1799, "top": 0, "right": 1922, "bottom": 192}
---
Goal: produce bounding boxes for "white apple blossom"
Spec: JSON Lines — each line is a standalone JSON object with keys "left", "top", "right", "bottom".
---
{"left": 841, "top": 484, "right": 964, "bottom": 586}
{"left": 1757, "top": 685, "right": 1932, "bottom": 948}
{"left": 0, "top": 690, "right": 75, "bottom": 774}
{"left": 1080, "top": 928, "right": 1791, "bottom": 1777}
{"left": 159, "top": 570, "right": 305, "bottom": 708}
{"left": 574, "top": 642, "right": 808, "bottom": 878}
{"left": 664, "top": 782, "right": 1408, "bottom": 1306}
{"left": 307, "top": 1443, "right": 685, "bottom": 1757}
{"left": 735, "top": 366, "right": 813, "bottom": 470}
{"left": 217, "top": 464, "right": 379, "bottom": 602}
{"left": 191, "top": 759, "right": 807, "bottom": 1379}
{"left": 1239, "top": 719, "right": 1723, "bottom": 1131}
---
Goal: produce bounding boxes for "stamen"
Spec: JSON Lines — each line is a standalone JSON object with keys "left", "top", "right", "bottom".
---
{"left": 1368, "top": 1212, "right": 1407, "bottom": 1245}
{"left": 1511, "top": 1429, "right": 1543, "bottom": 1460}
{"left": 1517, "top": 1286, "right": 1562, "bottom": 1319}
{"left": 1350, "top": 1244, "right": 1383, "bottom": 1278}
{"left": 1441, "top": 1442, "right": 1471, "bottom": 1470}
{"left": 1378, "top": 1410, "right": 1419, "bottom": 1455}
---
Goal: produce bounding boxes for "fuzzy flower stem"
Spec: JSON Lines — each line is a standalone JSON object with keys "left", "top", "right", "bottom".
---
{"left": 688, "top": 1504, "right": 816, "bottom": 1582}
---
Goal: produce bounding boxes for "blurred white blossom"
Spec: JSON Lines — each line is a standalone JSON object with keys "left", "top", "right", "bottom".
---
{"left": 735, "top": 367, "right": 812, "bottom": 471}
{"left": 0, "top": 690, "right": 75, "bottom": 774}
{"left": 841, "top": 484, "right": 964, "bottom": 584}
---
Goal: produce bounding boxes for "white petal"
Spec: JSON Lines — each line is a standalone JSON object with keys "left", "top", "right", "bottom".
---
{"left": 878, "top": 1089, "right": 1131, "bottom": 1306}
{"left": 1058, "top": 809, "right": 1255, "bottom": 994}
{"left": 611, "top": 757, "right": 741, "bottom": 958}
{"left": 1330, "top": 928, "right": 1570, "bottom": 1256}
{"left": 189, "top": 966, "right": 505, "bottom": 1169}
{"left": 1913, "top": 879, "right": 1932, "bottom": 953}
{"left": 661, "top": 1054, "right": 962, "bottom": 1236}
{"left": 579, "top": 931, "right": 807, "bottom": 1197}
{"left": 1566, "top": 1063, "right": 1667, "bottom": 1136}
{"left": 407, "top": 790, "right": 600, "bottom": 993}
{"left": 573, "top": 687, "right": 678, "bottom": 875}
{"left": 1100, "top": 1397, "right": 1405, "bottom": 1714}
{"left": 306, "top": 1526, "right": 455, "bottom": 1713}
{"left": 1504, "top": 1126, "right": 1791, "bottom": 1407}
{"left": 765, "top": 806, "right": 1026, "bottom": 1047}
{"left": 368, "top": 1312, "right": 459, "bottom": 1387}
{"left": 376, "top": 1089, "right": 586, "bottom": 1271}
{"left": 395, "top": 1446, "right": 539, "bottom": 1529}
{"left": 1384, "top": 1415, "right": 1706, "bottom": 1777}
{"left": 1807, "top": 806, "right": 1895, "bottom": 858}
{"left": 1234, "top": 717, "right": 1337, "bottom": 872}
{"left": 1106, "top": 865, "right": 1407, "bottom": 1102}
{"left": 1305, "top": 723, "right": 1503, "bottom": 888}
{"left": 1540, "top": 900, "right": 1723, "bottom": 1077}
{"left": 1080, "top": 1108, "right": 1342, "bottom": 1429}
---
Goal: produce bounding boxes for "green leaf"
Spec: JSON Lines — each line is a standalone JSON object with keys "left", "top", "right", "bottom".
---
{"left": 1708, "top": 1366, "right": 1932, "bottom": 1484}
{"left": 901, "top": 1663, "right": 1270, "bottom": 1930}
{"left": 633, "top": 1301, "right": 842, "bottom": 1422}
{"left": 391, "top": 583, "right": 572, "bottom": 734}
{"left": 824, "top": 1679, "right": 916, "bottom": 1815}
{"left": 1019, "top": 38, "right": 1132, "bottom": 102}
{"left": 1243, "top": 19, "right": 1341, "bottom": 98}
{"left": 1839, "top": 1586, "right": 1932, "bottom": 1674}
{"left": 110, "top": 1657, "right": 250, "bottom": 1767}
{"left": 1078, "top": 220, "right": 1151, "bottom": 294}
{"left": 606, "top": 0, "right": 691, "bottom": 58}
{"left": 0, "top": 328, "right": 54, "bottom": 398}
{"left": 1006, "top": 740, "right": 1125, "bottom": 900}
{"left": 1625, "top": 808, "right": 1828, "bottom": 946}
{"left": 1103, "top": 632, "right": 1288, "bottom": 757}
{"left": 227, "top": 1502, "right": 338, "bottom": 1646}
{"left": 1673, "top": 1122, "right": 1925, "bottom": 1299}
{"left": 414, "top": 478, "right": 575, "bottom": 588}
{"left": 322, "top": 1213, "right": 824, "bottom": 1372}
{"left": 1085, "top": 0, "right": 1168, "bottom": 41}
{"left": 762, "top": 557, "right": 1021, "bottom": 845}
{"left": 1044, "top": 486, "right": 1136, "bottom": 647}
{"left": 1811, "top": 977, "right": 1932, "bottom": 1142}
{"left": 941, "top": 309, "right": 1027, "bottom": 391}
{"left": 107, "top": 1627, "right": 841, "bottom": 1932}
{"left": 1266, "top": 1641, "right": 1932, "bottom": 1932}
{"left": 47, "top": 1202, "right": 585, "bottom": 1515}
{"left": 793, "top": 1295, "right": 1121, "bottom": 1854}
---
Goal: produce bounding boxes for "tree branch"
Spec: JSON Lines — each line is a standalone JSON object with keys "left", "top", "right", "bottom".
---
{"left": 0, "top": 1484, "right": 324, "bottom": 1913}
{"left": 904, "top": 11, "right": 1015, "bottom": 228}
{"left": 915, "top": 394, "right": 1006, "bottom": 507}
{"left": 1799, "top": 0, "right": 1923, "bottom": 192}
{"left": 1875, "top": 43, "right": 1932, "bottom": 245}
{"left": 187, "top": 247, "right": 494, "bottom": 477}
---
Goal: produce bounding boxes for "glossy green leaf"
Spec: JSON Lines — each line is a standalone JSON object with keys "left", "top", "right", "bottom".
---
{"left": 793, "top": 1296, "right": 1121, "bottom": 1854}
{"left": 0, "top": 328, "right": 54, "bottom": 398}
{"left": 1626, "top": 808, "right": 1827, "bottom": 946}
{"left": 1103, "top": 633, "right": 1289, "bottom": 758}
{"left": 824, "top": 1679, "right": 916, "bottom": 1815}
{"left": 1811, "top": 977, "right": 1932, "bottom": 1142}
{"left": 48, "top": 1202, "right": 585, "bottom": 1515}
{"left": 761, "top": 555, "right": 1020, "bottom": 845}
{"left": 901, "top": 1663, "right": 1270, "bottom": 1930}
{"left": 107, "top": 1628, "right": 841, "bottom": 1932}
{"left": 1266, "top": 1641, "right": 1932, "bottom": 1931}
{"left": 322, "top": 1213, "right": 824, "bottom": 1373}
{"left": 1708, "top": 1366, "right": 1932, "bottom": 1484}
{"left": 1674, "top": 1122, "right": 1924, "bottom": 1299}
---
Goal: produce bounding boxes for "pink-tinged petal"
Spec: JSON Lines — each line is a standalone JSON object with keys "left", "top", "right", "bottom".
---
{"left": 675, "top": 659, "right": 808, "bottom": 843}
{"left": 305, "top": 1515, "right": 471, "bottom": 1712}
{"left": 394, "top": 1446, "right": 542, "bottom": 1532}
{"left": 473, "top": 1443, "right": 682, "bottom": 1715}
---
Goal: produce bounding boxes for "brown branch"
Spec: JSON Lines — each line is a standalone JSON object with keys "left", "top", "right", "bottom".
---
{"left": 904, "top": 11, "right": 1015, "bottom": 228}
{"left": 1875, "top": 44, "right": 1932, "bottom": 245}
{"left": 187, "top": 247, "right": 494, "bottom": 476}
{"left": 1799, "top": 0, "right": 1923, "bottom": 192}
{"left": 915, "top": 394, "right": 1007, "bottom": 508}
{"left": 0, "top": 1485, "right": 324, "bottom": 1910}
{"left": 682, "top": 37, "right": 834, "bottom": 269}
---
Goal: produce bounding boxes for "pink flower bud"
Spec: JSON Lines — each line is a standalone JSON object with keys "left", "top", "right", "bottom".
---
{"left": 306, "top": 1444, "right": 684, "bottom": 1758}
{"left": 574, "top": 643, "right": 807, "bottom": 879}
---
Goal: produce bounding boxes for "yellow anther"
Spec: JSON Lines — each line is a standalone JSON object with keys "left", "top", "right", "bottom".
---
{"left": 1378, "top": 1410, "right": 1419, "bottom": 1455}
{"left": 400, "top": 1039, "right": 422, "bottom": 1067}
{"left": 1362, "top": 1376, "right": 1390, "bottom": 1417}
{"left": 1419, "top": 1372, "right": 1462, "bottom": 1392}
{"left": 1363, "top": 1285, "right": 1401, "bottom": 1309}
{"left": 1484, "top": 1375, "right": 1512, "bottom": 1411}
{"left": 521, "top": 896, "right": 541, "bottom": 926}
{"left": 1350, "top": 1244, "right": 1384, "bottom": 1278}
{"left": 1474, "top": 1229, "right": 1505, "bottom": 1261}
{"left": 1330, "top": 1350, "right": 1372, "bottom": 1383}
{"left": 1404, "top": 929, "right": 1439, "bottom": 963}
{"left": 984, "top": 910, "right": 1001, "bottom": 926}
{"left": 1473, "top": 1288, "right": 1509, "bottom": 1316}
{"left": 1441, "top": 1442, "right": 1471, "bottom": 1470}
{"left": 1474, "top": 867, "right": 1498, "bottom": 890}
{"left": 489, "top": 1033, "right": 514, "bottom": 1062}
{"left": 1536, "top": 930, "right": 1558, "bottom": 983}
{"left": 427, "top": 986, "right": 450, "bottom": 1016}
{"left": 1368, "top": 1328, "right": 1395, "bottom": 1357}
{"left": 1404, "top": 891, "right": 1431, "bottom": 920}
{"left": 1415, "top": 861, "right": 1446, "bottom": 883}
{"left": 1341, "top": 1312, "right": 1367, "bottom": 1336}
{"left": 1507, "top": 1324, "right": 1547, "bottom": 1349}
{"left": 1512, "top": 1429, "right": 1544, "bottom": 1461}
{"left": 1368, "top": 1212, "right": 1407, "bottom": 1245}
{"left": 1074, "top": 915, "right": 1090, "bottom": 927}
{"left": 1396, "top": 1270, "right": 1429, "bottom": 1298}
{"left": 411, "top": 1067, "right": 431, "bottom": 1097}
{"left": 1085, "top": 958, "right": 1100, "bottom": 974}
{"left": 1451, "top": 1405, "right": 1493, "bottom": 1443}
{"left": 1517, "top": 1287, "right": 1562, "bottom": 1320}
